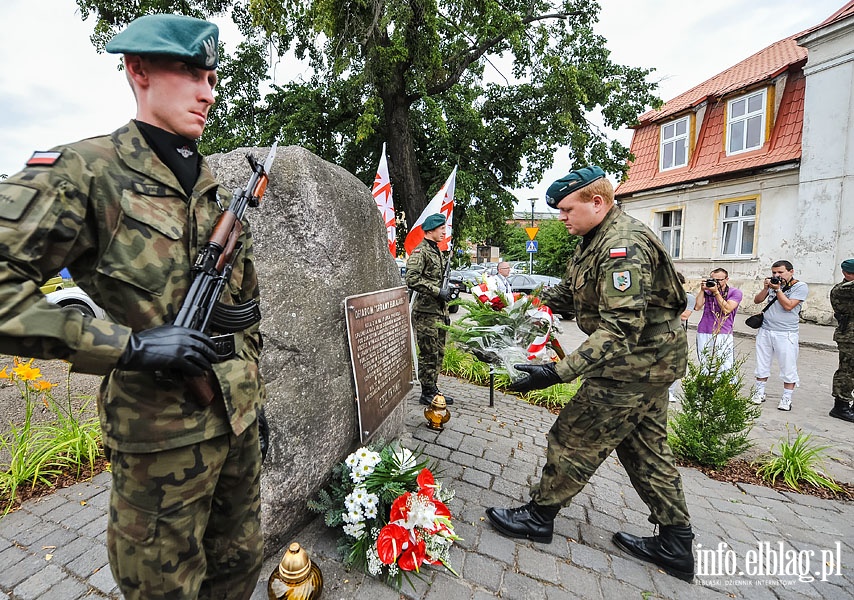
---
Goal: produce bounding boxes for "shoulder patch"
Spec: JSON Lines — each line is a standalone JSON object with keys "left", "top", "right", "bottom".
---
{"left": 26, "top": 151, "right": 62, "bottom": 167}
{"left": 609, "top": 247, "right": 627, "bottom": 258}
{"left": 412, "top": 248, "right": 422, "bottom": 254}
{"left": 0, "top": 183, "right": 39, "bottom": 222}
{"left": 612, "top": 270, "right": 631, "bottom": 292}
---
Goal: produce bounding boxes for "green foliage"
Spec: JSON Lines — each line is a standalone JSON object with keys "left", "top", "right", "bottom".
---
{"left": 754, "top": 428, "right": 842, "bottom": 493}
{"left": 0, "top": 359, "right": 103, "bottom": 515}
{"left": 668, "top": 348, "right": 760, "bottom": 468}
{"left": 522, "top": 379, "right": 581, "bottom": 411}
{"left": 532, "top": 220, "right": 580, "bottom": 276}
{"left": 75, "top": 0, "right": 660, "bottom": 250}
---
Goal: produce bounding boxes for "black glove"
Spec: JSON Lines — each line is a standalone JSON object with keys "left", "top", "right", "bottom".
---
{"left": 118, "top": 325, "right": 218, "bottom": 377}
{"left": 508, "top": 363, "right": 562, "bottom": 393}
{"left": 438, "top": 287, "right": 452, "bottom": 302}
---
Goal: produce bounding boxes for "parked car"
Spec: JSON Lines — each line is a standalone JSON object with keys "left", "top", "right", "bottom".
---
{"left": 506, "top": 274, "right": 561, "bottom": 295}
{"left": 39, "top": 275, "right": 67, "bottom": 294}
{"left": 451, "top": 268, "right": 483, "bottom": 287}
{"left": 45, "top": 287, "right": 107, "bottom": 319}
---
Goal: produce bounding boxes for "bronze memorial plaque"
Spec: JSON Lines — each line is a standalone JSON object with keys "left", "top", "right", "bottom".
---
{"left": 344, "top": 286, "right": 413, "bottom": 443}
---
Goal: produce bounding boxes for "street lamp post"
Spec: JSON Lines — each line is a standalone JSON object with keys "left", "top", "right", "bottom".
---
{"left": 529, "top": 198, "right": 536, "bottom": 275}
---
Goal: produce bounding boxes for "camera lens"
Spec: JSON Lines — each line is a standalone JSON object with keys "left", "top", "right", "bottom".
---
{"left": 770, "top": 276, "right": 781, "bottom": 285}
{"left": 705, "top": 279, "right": 716, "bottom": 287}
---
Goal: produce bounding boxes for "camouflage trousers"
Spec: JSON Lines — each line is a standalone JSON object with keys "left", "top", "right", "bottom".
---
{"left": 833, "top": 342, "right": 854, "bottom": 401}
{"left": 107, "top": 419, "right": 263, "bottom": 600}
{"left": 531, "top": 378, "right": 690, "bottom": 527}
{"left": 412, "top": 311, "right": 447, "bottom": 390}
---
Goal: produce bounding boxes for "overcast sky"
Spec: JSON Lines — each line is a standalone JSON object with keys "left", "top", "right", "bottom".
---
{"left": 0, "top": 0, "right": 844, "bottom": 212}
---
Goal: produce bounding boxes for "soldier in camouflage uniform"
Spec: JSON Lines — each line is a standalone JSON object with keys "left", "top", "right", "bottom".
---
{"left": 0, "top": 15, "right": 264, "bottom": 600}
{"left": 406, "top": 213, "right": 455, "bottom": 405}
{"left": 485, "top": 167, "right": 695, "bottom": 582}
{"left": 829, "top": 259, "right": 854, "bottom": 423}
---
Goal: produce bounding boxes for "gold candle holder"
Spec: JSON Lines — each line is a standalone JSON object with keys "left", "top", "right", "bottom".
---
{"left": 267, "top": 542, "right": 324, "bottom": 600}
{"left": 424, "top": 393, "right": 451, "bottom": 431}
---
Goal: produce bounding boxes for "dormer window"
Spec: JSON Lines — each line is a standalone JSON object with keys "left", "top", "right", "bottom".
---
{"left": 660, "top": 117, "right": 689, "bottom": 170}
{"left": 727, "top": 89, "right": 767, "bottom": 155}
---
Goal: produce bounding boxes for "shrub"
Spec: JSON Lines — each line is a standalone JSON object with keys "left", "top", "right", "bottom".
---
{"left": 668, "top": 346, "right": 760, "bottom": 468}
{"left": 754, "top": 427, "right": 842, "bottom": 493}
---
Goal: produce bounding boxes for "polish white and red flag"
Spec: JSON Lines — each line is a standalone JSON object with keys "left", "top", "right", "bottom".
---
{"left": 404, "top": 166, "right": 456, "bottom": 256}
{"left": 371, "top": 143, "right": 396, "bottom": 256}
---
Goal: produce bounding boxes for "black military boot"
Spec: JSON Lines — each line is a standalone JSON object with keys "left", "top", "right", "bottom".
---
{"left": 829, "top": 398, "right": 854, "bottom": 423}
{"left": 613, "top": 525, "right": 695, "bottom": 582}
{"left": 485, "top": 502, "right": 559, "bottom": 543}
{"left": 419, "top": 385, "right": 454, "bottom": 405}
{"left": 435, "top": 387, "right": 455, "bottom": 404}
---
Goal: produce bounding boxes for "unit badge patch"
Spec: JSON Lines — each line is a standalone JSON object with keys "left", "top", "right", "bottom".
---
{"left": 612, "top": 270, "right": 631, "bottom": 292}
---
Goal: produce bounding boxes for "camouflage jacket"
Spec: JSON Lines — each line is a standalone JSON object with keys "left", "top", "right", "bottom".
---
{"left": 542, "top": 206, "right": 687, "bottom": 383}
{"left": 831, "top": 279, "right": 854, "bottom": 343}
{"left": 405, "top": 239, "right": 448, "bottom": 316}
{"left": 0, "top": 121, "right": 264, "bottom": 452}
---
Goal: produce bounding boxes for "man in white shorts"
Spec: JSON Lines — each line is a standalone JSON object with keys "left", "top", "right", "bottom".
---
{"left": 694, "top": 268, "right": 742, "bottom": 373}
{"left": 752, "top": 261, "right": 809, "bottom": 410}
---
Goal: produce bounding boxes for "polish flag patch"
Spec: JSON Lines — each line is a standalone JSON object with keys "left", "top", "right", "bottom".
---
{"left": 609, "top": 247, "right": 627, "bottom": 258}
{"left": 26, "top": 151, "right": 62, "bottom": 167}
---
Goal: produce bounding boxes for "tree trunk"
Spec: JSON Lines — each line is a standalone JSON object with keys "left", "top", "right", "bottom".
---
{"left": 380, "top": 71, "right": 427, "bottom": 237}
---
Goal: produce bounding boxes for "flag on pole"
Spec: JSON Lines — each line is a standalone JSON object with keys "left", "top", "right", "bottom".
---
{"left": 403, "top": 166, "right": 456, "bottom": 256}
{"left": 371, "top": 143, "right": 396, "bottom": 256}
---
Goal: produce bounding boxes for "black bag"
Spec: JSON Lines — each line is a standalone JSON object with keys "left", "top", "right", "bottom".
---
{"left": 745, "top": 293, "right": 779, "bottom": 329}
{"left": 745, "top": 313, "right": 764, "bottom": 329}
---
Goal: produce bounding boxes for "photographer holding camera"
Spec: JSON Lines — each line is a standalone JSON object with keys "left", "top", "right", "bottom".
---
{"left": 694, "top": 268, "right": 742, "bottom": 372}
{"left": 751, "top": 260, "right": 809, "bottom": 410}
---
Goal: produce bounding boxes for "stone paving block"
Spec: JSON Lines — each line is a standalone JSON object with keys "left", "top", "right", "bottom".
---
{"left": 23, "top": 493, "right": 68, "bottom": 517}
{"left": 60, "top": 505, "right": 104, "bottom": 531}
{"left": 476, "top": 527, "right": 517, "bottom": 564}
{"left": 66, "top": 543, "right": 109, "bottom": 579}
{"left": 0, "top": 546, "right": 42, "bottom": 588}
{"left": 586, "top": 508, "right": 622, "bottom": 534}
{"left": 88, "top": 563, "right": 119, "bottom": 596}
{"left": 39, "top": 535, "right": 91, "bottom": 568}
{"left": 62, "top": 480, "right": 108, "bottom": 502}
{"left": 599, "top": 576, "right": 651, "bottom": 600}
{"left": 38, "top": 496, "right": 88, "bottom": 525}
{"left": 11, "top": 519, "right": 57, "bottom": 548}
{"left": 567, "top": 542, "right": 611, "bottom": 575}
{"left": 43, "top": 576, "right": 93, "bottom": 600}
{"left": 534, "top": 534, "right": 569, "bottom": 560}
{"left": 500, "top": 569, "right": 548, "bottom": 600}
{"left": 458, "top": 437, "right": 487, "bottom": 457}
{"left": 0, "top": 508, "right": 34, "bottom": 541}
{"left": 576, "top": 522, "right": 616, "bottom": 554}
{"left": 459, "top": 551, "right": 504, "bottom": 590}
{"left": 552, "top": 517, "right": 580, "bottom": 544}
{"left": 473, "top": 456, "right": 503, "bottom": 476}
{"left": 736, "top": 482, "right": 791, "bottom": 502}
{"left": 76, "top": 515, "right": 109, "bottom": 540}
{"left": 461, "top": 467, "right": 492, "bottom": 489}
{"left": 473, "top": 589, "right": 500, "bottom": 600}
{"left": 556, "top": 562, "right": 603, "bottom": 600}
{"left": 423, "top": 444, "right": 452, "bottom": 461}
{"left": 545, "top": 584, "right": 586, "bottom": 600}
{"left": 423, "top": 571, "right": 474, "bottom": 599}
{"left": 609, "top": 554, "right": 655, "bottom": 591}
{"left": 14, "top": 563, "right": 65, "bottom": 600}
{"left": 517, "top": 545, "right": 560, "bottom": 582}
{"left": 28, "top": 524, "right": 78, "bottom": 558}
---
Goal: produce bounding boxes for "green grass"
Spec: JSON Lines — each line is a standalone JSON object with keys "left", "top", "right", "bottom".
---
{"left": 754, "top": 427, "right": 842, "bottom": 493}
{"left": 0, "top": 359, "right": 103, "bottom": 515}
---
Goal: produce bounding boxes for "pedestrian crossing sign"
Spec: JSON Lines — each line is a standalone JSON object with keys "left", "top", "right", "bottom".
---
{"left": 526, "top": 240, "right": 538, "bottom": 253}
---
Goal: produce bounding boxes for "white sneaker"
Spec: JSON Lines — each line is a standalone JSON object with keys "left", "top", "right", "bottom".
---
{"left": 778, "top": 396, "right": 792, "bottom": 411}
{"left": 751, "top": 392, "right": 766, "bottom": 404}
{"left": 669, "top": 392, "right": 678, "bottom": 403}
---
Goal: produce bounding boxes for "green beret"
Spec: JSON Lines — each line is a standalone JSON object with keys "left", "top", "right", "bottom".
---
{"left": 545, "top": 166, "right": 606, "bottom": 208}
{"left": 106, "top": 14, "right": 219, "bottom": 70}
{"left": 422, "top": 213, "right": 446, "bottom": 232}
{"left": 842, "top": 259, "right": 854, "bottom": 274}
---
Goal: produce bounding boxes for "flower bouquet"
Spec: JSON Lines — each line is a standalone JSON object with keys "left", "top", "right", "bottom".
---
{"left": 446, "top": 283, "right": 562, "bottom": 379}
{"left": 307, "top": 442, "right": 459, "bottom": 589}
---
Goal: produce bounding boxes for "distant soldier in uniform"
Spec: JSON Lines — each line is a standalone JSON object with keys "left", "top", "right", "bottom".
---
{"left": 0, "top": 15, "right": 265, "bottom": 600}
{"left": 406, "top": 213, "right": 455, "bottom": 405}
{"left": 829, "top": 258, "right": 854, "bottom": 423}
{"left": 485, "top": 167, "right": 695, "bottom": 582}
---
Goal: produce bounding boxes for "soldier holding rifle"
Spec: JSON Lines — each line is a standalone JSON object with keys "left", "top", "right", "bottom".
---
{"left": 0, "top": 15, "right": 266, "bottom": 600}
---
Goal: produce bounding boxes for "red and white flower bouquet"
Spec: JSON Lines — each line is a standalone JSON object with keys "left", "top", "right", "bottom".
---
{"left": 308, "top": 442, "right": 459, "bottom": 589}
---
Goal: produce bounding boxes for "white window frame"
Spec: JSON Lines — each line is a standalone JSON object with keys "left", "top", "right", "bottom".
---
{"left": 660, "top": 117, "right": 689, "bottom": 171}
{"left": 726, "top": 89, "right": 767, "bottom": 155}
{"left": 719, "top": 200, "right": 756, "bottom": 257}
{"left": 656, "top": 209, "right": 683, "bottom": 258}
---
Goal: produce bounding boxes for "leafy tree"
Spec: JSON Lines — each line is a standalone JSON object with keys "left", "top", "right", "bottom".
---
{"left": 533, "top": 219, "right": 579, "bottom": 276}
{"left": 75, "top": 0, "right": 660, "bottom": 244}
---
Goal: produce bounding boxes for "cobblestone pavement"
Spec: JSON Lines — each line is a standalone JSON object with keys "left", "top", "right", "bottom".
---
{"left": 1, "top": 316, "right": 852, "bottom": 599}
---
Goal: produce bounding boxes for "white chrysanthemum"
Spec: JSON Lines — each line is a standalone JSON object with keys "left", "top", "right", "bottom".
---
{"left": 362, "top": 493, "right": 379, "bottom": 510}
{"left": 343, "top": 521, "right": 366, "bottom": 539}
{"left": 364, "top": 450, "right": 382, "bottom": 466}
{"left": 363, "top": 504, "right": 378, "bottom": 519}
{"left": 345, "top": 452, "right": 359, "bottom": 468}
{"left": 346, "top": 507, "right": 363, "bottom": 523}
{"left": 359, "top": 462, "right": 374, "bottom": 476}
{"left": 357, "top": 447, "right": 372, "bottom": 461}
{"left": 349, "top": 470, "right": 365, "bottom": 484}
{"left": 351, "top": 487, "right": 367, "bottom": 505}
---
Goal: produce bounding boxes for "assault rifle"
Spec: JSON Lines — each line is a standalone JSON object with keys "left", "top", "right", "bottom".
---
{"left": 174, "top": 142, "right": 278, "bottom": 406}
{"left": 439, "top": 241, "right": 453, "bottom": 299}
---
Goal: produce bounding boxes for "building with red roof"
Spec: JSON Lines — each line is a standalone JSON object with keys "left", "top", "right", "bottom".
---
{"left": 615, "top": 2, "right": 854, "bottom": 323}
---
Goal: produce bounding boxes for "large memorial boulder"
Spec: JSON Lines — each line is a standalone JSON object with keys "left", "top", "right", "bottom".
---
{"left": 207, "top": 145, "right": 408, "bottom": 555}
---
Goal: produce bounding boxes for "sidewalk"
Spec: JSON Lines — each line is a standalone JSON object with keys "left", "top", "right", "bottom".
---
{"left": 2, "top": 367, "right": 852, "bottom": 599}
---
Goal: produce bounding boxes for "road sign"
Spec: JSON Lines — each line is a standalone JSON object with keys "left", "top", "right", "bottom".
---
{"left": 525, "top": 227, "right": 539, "bottom": 240}
{"left": 526, "top": 240, "right": 538, "bottom": 253}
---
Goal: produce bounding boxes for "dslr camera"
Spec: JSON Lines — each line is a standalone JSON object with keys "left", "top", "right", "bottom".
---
{"left": 769, "top": 276, "right": 782, "bottom": 285}
{"left": 705, "top": 278, "right": 717, "bottom": 288}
